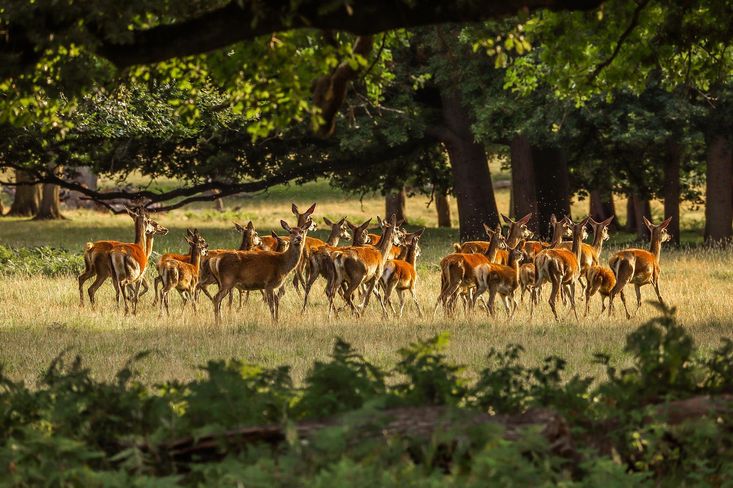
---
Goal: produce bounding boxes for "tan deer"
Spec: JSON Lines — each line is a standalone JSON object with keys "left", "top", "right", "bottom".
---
{"left": 584, "top": 265, "right": 616, "bottom": 316}
{"left": 159, "top": 230, "right": 208, "bottom": 317}
{"left": 301, "top": 217, "right": 351, "bottom": 311}
{"left": 368, "top": 216, "right": 406, "bottom": 259}
{"left": 380, "top": 228, "right": 425, "bottom": 317}
{"left": 559, "top": 216, "right": 613, "bottom": 284}
{"left": 109, "top": 213, "right": 169, "bottom": 315}
{"left": 210, "top": 220, "right": 310, "bottom": 323}
{"left": 519, "top": 251, "right": 538, "bottom": 305}
{"left": 434, "top": 223, "right": 505, "bottom": 315}
{"left": 453, "top": 213, "right": 533, "bottom": 263}
{"left": 479, "top": 240, "right": 526, "bottom": 318}
{"left": 327, "top": 215, "right": 398, "bottom": 318}
{"left": 607, "top": 216, "right": 673, "bottom": 319}
{"left": 533, "top": 217, "right": 589, "bottom": 321}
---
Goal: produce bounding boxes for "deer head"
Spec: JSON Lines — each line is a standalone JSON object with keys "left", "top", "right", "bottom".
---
{"left": 644, "top": 216, "right": 673, "bottom": 243}
{"left": 501, "top": 213, "right": 534, "bottom": 241}
{"left": 348, "top": 218, "right": 372, "bottom": 245}
{"left": 234, "top": 221, "right": 262, "bottom": 248}
{"left": 292, "top": 203, "right": 317, "bottom": 230}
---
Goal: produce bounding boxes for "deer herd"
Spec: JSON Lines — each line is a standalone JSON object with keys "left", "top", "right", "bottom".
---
{"left": 77, "top": 203, "right": 673, "bottom": 323}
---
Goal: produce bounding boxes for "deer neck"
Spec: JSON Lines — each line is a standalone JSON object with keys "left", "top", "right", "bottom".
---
{"left": 190, "top": 246, "right": 202, "bottom": 272}
{"left": 133, "top": 217, "right": 146, "bottom": 249}
{"left": 571, "top": 230, "right": 583, "bottom": 263}
{"left": 649, "top": 233, "right": 662, "bottom": 263}
{"left": 326, "top": 230, "right": 340, "bottom": 246}
{"left": 484, "top": 234, "right": 500, "bottom": 262}
{"left": 508, "top": 254, "right": 521, "bottom": 284}
{"left": 506, "top": 224, "right": 521, "bottom": 248}
{"left": 282, "top": 237, "right": 305, "bottom": 274}
{"left": 377, "top": 227, "right": 394, "bottom": 265}
{"left": 405, "top": 242, "right": 418, "bottom": 266}
{"left": 548, "top": 225, "right": 564, "bottom": 247}
{"left": 144, "top": 234, "right": 156, "bottom": 258}
{"left": 591, "top": 227, "right": 606, "bottom": 255}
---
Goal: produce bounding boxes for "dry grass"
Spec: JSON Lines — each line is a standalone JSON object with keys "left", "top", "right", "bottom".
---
{"left": 0, "top": 182, "right": 730, "bottom": 387}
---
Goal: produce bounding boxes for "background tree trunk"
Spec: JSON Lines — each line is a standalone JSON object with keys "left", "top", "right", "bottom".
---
{"left": 589, "top": 189, "right": 618, "bottom": 231}
{"left": 629, "top": 193, "right": 651, "bottom": 241}
{"left": 664, "top": 141, "right": 682, "bottom": 245}
{"left": 436, "top": 192, "right": 451, "bottom": 227}
{"left": 438, "top": 90, "right": 499, "bottom": 241}
{"left": 7, "top": 170, "right": 41, "bottom": 217}
{"left": 704, "top": 135, "right": 732, "bottom": 243}
{"left": 64, "top": 166, "right": 98, "bottom": 209}
{"left": 34, "top": 166, "right": 65, "bottom": 220}
{"left": 510, "top": 135, "right": 539, "bottom": 234}
{"left": 532, "top": 146, "right": 570, "bottom": 239}
{"left": 385, "top": 186, "right": 407, "bottom": 223}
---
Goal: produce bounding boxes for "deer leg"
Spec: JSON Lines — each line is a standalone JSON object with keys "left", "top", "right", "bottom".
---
{"left": 383, "top": 279, "right": 398, "bottom": 318}
{"left": 213, "top": 286, "right": 232, "bottom": 325}
{"left": 548, "top": 276, "right": 561, "bottom": 321}
{"left": 153, "top": 276, "right": 162, "bottom": 305}
{"left": 634, "top": 284, "right": 642, "bottom": 313}
{"left": 138, "top": 277, "right": 150, "bottom": 299}
{"left": 410, "top": 288, "right": 423, "bottom": 318}
{"left": 86, "top": 273, "right": 108, "bottom": 309}
{"left": 568, "top": 282, "right": 579, "bottom": 322}
{"left": 619, "top": 290, "right": 631, "bottom": 320}
{"left": 265, "top": 289, "right": 277, "bottom": 322}
{"left": 78, "top": 266, "right": 95, "bottom": 307}
{"left": 652, "top": 279, "right": 665, "bottom": 306}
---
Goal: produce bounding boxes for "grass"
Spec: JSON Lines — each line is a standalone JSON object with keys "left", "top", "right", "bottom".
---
{"left": 0, "top": 180, "right": 730, "bottom": 387}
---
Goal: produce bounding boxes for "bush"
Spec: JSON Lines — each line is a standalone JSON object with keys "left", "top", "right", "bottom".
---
{"left": 1, "top": 307, "right": 733, "bottom": 485}
{"left": 0, "top": 244, "right": 83, "bottom": 277}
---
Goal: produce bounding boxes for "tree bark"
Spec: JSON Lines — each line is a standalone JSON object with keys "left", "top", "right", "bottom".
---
{"left": 532, "top": 146, "right": 570, "bottom": 239}
{"left": 7, "top": 170, "right": 41, "bottom": 217}
{"left": 64, "top": 166, "right": 98, "bottom": 209}
{"left": 704, "top": 135, "right": 733, "bottom": 243}
{"left": 510, "top": 135, "right": 539, "bottom": 234}
{"left": 436, "top": 90, "right": 499, "bottom": 241}
{"left": 385, "top": 186, "right": 407, "bottom": 223}
{"left": 663, "top": 141, "right": 682, "bottom": 245}
{"left": 630, "top": 193, "right": 651, "bottom": 241}
{"left": 436, "top": 192, "right": 451, "bottom": 227}
{"left": 34, "top": 167, "right": 65, "bottom": 220}
{"left": 589, "top": 189, "right": 618, "bottom": 231}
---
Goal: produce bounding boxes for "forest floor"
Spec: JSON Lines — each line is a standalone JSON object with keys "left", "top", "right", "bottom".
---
{"left": 0, "top": 178, "right": 730, "bottom": 386}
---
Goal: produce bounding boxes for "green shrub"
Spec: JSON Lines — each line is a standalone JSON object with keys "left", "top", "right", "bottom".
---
{"left": 0, "top": 244, "right": 83, "bottom": 277}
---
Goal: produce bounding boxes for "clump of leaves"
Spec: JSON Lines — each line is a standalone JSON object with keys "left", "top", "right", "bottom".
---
{"left": 0, "top": 244, "right": 83, "bottom": 277}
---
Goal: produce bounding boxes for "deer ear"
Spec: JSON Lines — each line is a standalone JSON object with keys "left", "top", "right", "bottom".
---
{"left": 518, "top": 213, "right": 532, "bottom": 224}
{"left": 338, "top": 217, "right": 347, "bottom": 226}
{"left": 291, "top": 203, "right": 299, "bottom": 216}
{"left": 501, "top": 214, "right": 513, "bottom": 224}
{"left": 281, "top": 220, "right": 292, "bottom": 232}
{"left": 483, "top": 223, "right": 493, "bottom": 236}
{"left": 233, "top": 222, "right": 244, "bottom": 232}
{"left": 246, "top": 221, "right": 254, "bottom": 230}
{"left": 362, "top": 218, "right": 372, "bottom": 229}
{"left": 396, "top": 218, "right": 405, "bottom": 227}
{"left": 603, "top": 215, "right": 615, "bottom": 226}
{"left": 580, "top": 217, "right": 591, "bottom": 228}
{"left": 305, "top": 203, "right": 316, "bottom": 216}
{"left": 550, "top": 214, "right": 557, "bottom": 224}
{"left": 271, "top": 230, "right": 279, "bottom": 239}
{"left": 347, "top": 221, "right": 357, "bottom": 230}
{"left": 661, "top": 216, "right": 673, "bottom": 229}
{"left": 186, "top": 228, "right": 194, "bottom": 236}
{"left": 323, "top": 217, "right": 333, "bottom": 226}
{"left": 642, "top": 216, "right": 653, "bottom": 230}
{"left": 414, "top": 228, "right": 425, "bottom": 239}
{"left": 376, "top": 215, "right": 383, "bottom": 226}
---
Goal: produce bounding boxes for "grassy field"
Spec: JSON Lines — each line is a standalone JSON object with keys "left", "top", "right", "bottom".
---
{"left": 1, "top": 178, "right": 731, "bottom": 387}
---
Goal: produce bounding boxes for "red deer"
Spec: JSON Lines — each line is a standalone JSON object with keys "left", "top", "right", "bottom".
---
{"left": 453, "top": 213, "right": 533, "bottom": 264}
{"left": 210, "top": 220, "right": 310, "bottom": 323}
{"left": 558, "top": 216, "right": 613, "bottom": 284}
{"left": 584, "top": 265, "right": 616, "bottom": 316}
{"left": 607, "top": 216, "right": 673, "bottom": 319}
{"left": 301, "top": 217, "right": 351, "bottom": 311}
{"left": 380, "top": 228, "right": 425, "bottom": 317}
{"left": 479, "top": 240, "right": 526, "bottom": 318}
{"left": 159, "top": 230, "right": 208, "bottom": 316}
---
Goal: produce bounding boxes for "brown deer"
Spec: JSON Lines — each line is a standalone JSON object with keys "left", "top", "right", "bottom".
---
{"left": 559, "top": 216, "right": 613, "bottom": 284}
{"left": 108, "top": 214, "right": 169, "bottom": 315}
{"left": 480, "top": 240, "right": 526, "bottom": 318}
{"left": 301, "top": 217, "right": 351, "bottom": 311}
{"left": 210, "top": 219, "right": 310, "bottom": 323}
{"left": 368, "top": 216, "right": 406, "bottom": 259}
{"left": 453, "top": 213, "right": 533, "bottom": 263}
{"left": 159, "top": 230, "right": 208, "bottom": 317}
{"left": 519, "top": 250, "right": 538, "bottom": 305}
{"left": 584, "top": 265, "right": 616, "bottom": 316}
{"left": 327, "top": 215, "right": 398, "bottom": 318}
{"left": 533, "top": 217, "right": 589, "bottom": 321}
{"left": 434, "top": 223, "right": 505, "bottom": 315}
{"left": 607, "top": 216, "right": 673, "bottom": 319}
{"left": 380, "top": 228, "right": 425, "bottom": 317}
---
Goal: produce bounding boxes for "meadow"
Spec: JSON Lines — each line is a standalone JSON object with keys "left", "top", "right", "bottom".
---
{"left": 1, "top": 178, "right": 731, "bottom": 387}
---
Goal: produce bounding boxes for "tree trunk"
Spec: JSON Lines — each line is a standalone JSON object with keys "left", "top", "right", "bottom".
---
{"left": 704, "top": 135, "right": 733, "bottom": 243}
{"left": 664, "top": 141, "right": 682, "bottom": 245}
{"left": 630, "top": 193, "right": 651, "bottom": 241}
{"left": 589, "top": 189, "right": 618, "bottom": 231}
{"left": 34, "top": 166, "right": 65, "bottom": 220}
{"left": 438, "top": 90, "right": 499, "bottom": 241}
{"left": 510, "top": 135, "right": 539, "bottom": 234}
{"left": 7, "top": 170, "right": 41, "bottom": 217}
{"left": 64, "top": 166, "right": 98, "bottom": 209}
{"left": 625, "top": 196, "right": 636, "bottom": 233}
{"left": 436, "top": 192, "right": 451, "bottom": 227}
{"left": 385, "top": 187, "right": 407, "bottom": 223}
{"left": 532, "top": 146, "right": 570, "bottom": 239}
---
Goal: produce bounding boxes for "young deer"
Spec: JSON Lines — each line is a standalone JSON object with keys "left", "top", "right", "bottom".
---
{"left": 519, "top": 250, "right": 538, "bottom": 305}
{"left": 109, "top": 213, "right": 169, "bottom": 315}
{"left": 301, "top": 217, "right": 351, "bottom": 311}
{"left": 453, "top": 213, "right": 533, "bottom": 262}
{"left": 584, "top": 265, "right": 616, "bottom": 316}
{"left": 210, "top": 220, "right": 310, "bottom": 323}
{"left": 159, "top": 230, "right": 208, "bottom": 317}
{"left": 327, "top": 215, "right": 398, "bottom": 318}
{"left": 480, "top": 239, "right": 526, "bottom": 318}
{"left": 434, "top": 223, "right": 505, "bottom": 315}
{"left": 607, "top": 216, "right": 673, "bottom": 319}
{"left": 368, "top": 216, "right": 406, "bottom": 259}
{"left": 380, "top": 228, "right": 425, "bottom": 317}
{"left": 533, "top": 217, "right": 589, "bottom": 321}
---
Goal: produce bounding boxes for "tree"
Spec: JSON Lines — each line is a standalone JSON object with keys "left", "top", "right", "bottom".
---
{"left": 7, "top": 170, "right": 41, "bottom": 217}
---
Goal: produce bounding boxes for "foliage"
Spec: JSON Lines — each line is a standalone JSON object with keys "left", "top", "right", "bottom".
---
{"left": 1, "top": 307, "right": 733, "bottom": 484}
{"left": 0, "top": 244, "right": 83, "bottom": 277}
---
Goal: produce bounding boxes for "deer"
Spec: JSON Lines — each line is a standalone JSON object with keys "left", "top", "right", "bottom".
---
{"left": 607, "top": 216, "right": 673, "bottom": 319}
{"left": 108, "top": 212, "right": 169, "bottom": 315}
{"left": 301, "top": 217, "right": 351, "bottom": 311}
{"left": 159, "top": 230, "right": 208, "bottom": 317}
{"left": 379, "top": 228, "right": 425, "bottom": 317}
{"left": 519, "top": 250, "right": 538, "bottom": 305}
{"left": 479, "top": 239, "right": 526, "bottom": 319}
{"left": 327, "top": 214, "right": 399, "bottom": 318}
{"left": 584, "top": 265, "right": 616, "bottom": 317}
{"left": 210, "top": 219, "right": 310, "bottom": 324}
{"left": 532, "top": 216, "right": 589, "bottom": 321}
{"left": 453, "top": 213, "right": 533, "bottom": 264}
{"left": 434, "top": 223, "right": 505, "bottom": 316}
{"left": 558, "top": 216, "right": 614, "bottom": 285}
{"left": 368, "top": 216, "right": 406, "bottom": 259}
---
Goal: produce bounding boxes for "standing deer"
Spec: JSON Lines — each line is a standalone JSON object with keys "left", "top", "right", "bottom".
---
{"left": 301, "top": 217, "right": 351, "bottom": 311}
{"left": 327, "top": 215, "right": 399, "bottom": 318}
{"left": 380, "top": 228, "right": 425, "bottom": 317}
{"left": 533, "top": 217, "right": 589, "bottom": 321}
{"left": 159, "top": 230, "right": 208, "bottom": 317}
{"left": 584, "top": 265, "right": 616, "bottom": 317}
{"left": 434, "top": 223, "right": 505, "bottom": 315}
{"left": 454, "top": 213, "right": 533, "bottom": 263}
{"left": 559, "top": 216, "right": 613, "bottom": 285}
{"left": 368, "top": 216, "right": 406, "bottom": 259}
{"left": 109, "top": 213, "right": 169, "bottom": 315}
{"left": 210, "top": 220, "right": 310, "bottom": 323}
{"left": 480, "top": 239, "right": 526, "bottom": 318}
{"left": 607, "top": 216, "right": 673, "bottom": 319}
